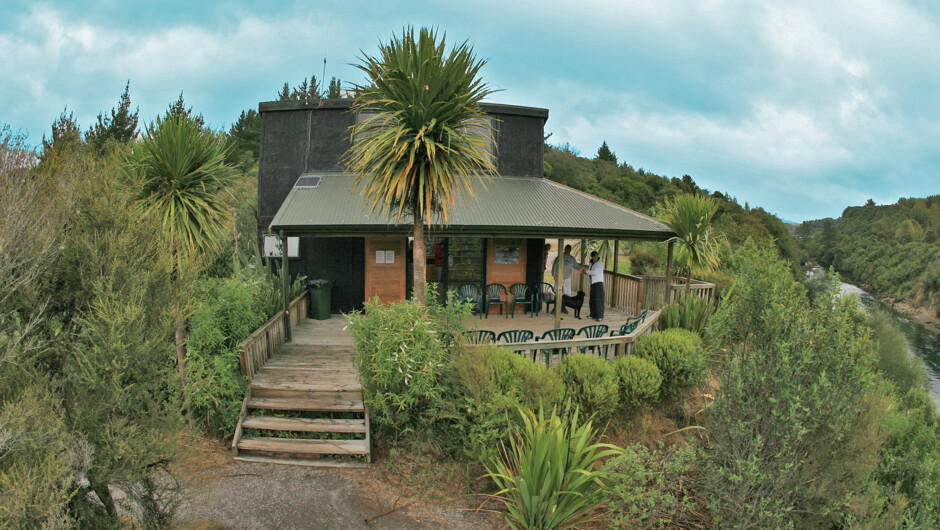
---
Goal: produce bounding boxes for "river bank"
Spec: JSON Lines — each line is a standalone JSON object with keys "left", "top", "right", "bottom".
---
{"left": 879, "top": 296, "right": 940, "bottom": 331}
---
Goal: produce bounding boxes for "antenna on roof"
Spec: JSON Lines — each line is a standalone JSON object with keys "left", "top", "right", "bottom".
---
{"left": 322, "top": 58, "right": 327, "bottom": 94}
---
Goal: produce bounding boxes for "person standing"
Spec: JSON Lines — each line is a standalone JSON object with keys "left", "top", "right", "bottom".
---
{"left": 584, "top": 250, "right": 605, "bottom": 321}
{"left": 434, "top": 241, "right": 445, "bottom": 282}
{"left": 552, "top": 244, "right": 583, "bottom": 298}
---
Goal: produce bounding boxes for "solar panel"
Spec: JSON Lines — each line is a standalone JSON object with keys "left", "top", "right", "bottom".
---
{"left": 294, "top": 176, "right": 322, "bottom": 188}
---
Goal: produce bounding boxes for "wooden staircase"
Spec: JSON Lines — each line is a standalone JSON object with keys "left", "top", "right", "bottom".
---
{"left": 233, "top": 320, "right": 371, "bottom": 467}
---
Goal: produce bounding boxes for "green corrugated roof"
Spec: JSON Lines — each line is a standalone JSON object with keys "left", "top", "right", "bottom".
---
{"left": 269, "top": 173, "right": 674, "bottom": 240}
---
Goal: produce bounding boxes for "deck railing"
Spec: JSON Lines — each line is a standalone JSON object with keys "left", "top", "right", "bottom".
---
{"left": 237, "top": 293, "right": 308, "bottom": 379}
{"left": 468, "top": 310, "right": 660, "bottom": 367}
{"left": 604, "top": 272, "right": 716, "bottom": 312}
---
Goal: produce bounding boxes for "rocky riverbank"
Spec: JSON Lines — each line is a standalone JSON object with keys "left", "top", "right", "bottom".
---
{"left": 881, "top": 296, "right": 940, "bottom": 331}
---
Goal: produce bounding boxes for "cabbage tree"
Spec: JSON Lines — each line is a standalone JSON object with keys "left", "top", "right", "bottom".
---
{"left": 344, "top": 27, "right": 496, "bottom": 303}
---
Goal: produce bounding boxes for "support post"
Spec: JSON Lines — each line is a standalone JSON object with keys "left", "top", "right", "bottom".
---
{"left": 613, "top": 240, "right": 619, "bottom": 273}
{"left": 579, "top": 239, "right": 587, "bottom": 291}
{"left": 554, "top": 238, "right": 564, "bottom": 329}
{"left": 281, "top": 231, "right": 292, "bottom": 342}
{"left": 665, "top": 240, "right": 675, "bottom": 307}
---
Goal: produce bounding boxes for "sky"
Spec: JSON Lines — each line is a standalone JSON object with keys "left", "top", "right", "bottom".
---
{"left": 2, "top": 0, "right": 938, "bottom": 222}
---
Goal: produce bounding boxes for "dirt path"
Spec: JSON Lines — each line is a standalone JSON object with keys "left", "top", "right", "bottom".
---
{"left": 172, "top": 437, "right": 502, "bottom": 529}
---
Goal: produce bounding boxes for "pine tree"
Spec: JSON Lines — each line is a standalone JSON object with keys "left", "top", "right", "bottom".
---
{"left": 165, "top": 92, "right": 205, "bottom": 129}
{"left": 40, "top": 108, "right": 82, "bottom": 162}
{"left": 229, "top": 109, "right": 261, "bottom": 161}
{"left": 278, "top": 82, "right": 291, "bottom": 101}
{"left": 328, "top": 77, "right": 342, "bottom": 98}
{"left": 85, "top": 80, "right": 139, "bottom": 149}
{"left": 596, "top": 140, "right": 616, "bottom": 164}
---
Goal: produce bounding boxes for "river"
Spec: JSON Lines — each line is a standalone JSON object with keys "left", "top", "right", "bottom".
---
{"left": 839, "top": 281, "right": 940, "bottom": 406}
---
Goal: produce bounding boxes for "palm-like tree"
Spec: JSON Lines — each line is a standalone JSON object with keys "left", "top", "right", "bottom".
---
{"left": 343, "top": 27, "right": 496, "bottom": 303}
{"left": 125, "top": 114, "right": 236, "bottom": 369}
{"left": 660, "top": 194, "right": 721, "bottom": 295}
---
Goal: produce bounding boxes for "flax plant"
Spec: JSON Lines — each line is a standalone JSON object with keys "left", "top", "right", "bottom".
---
{"left": 486, "top": 406, "right": 624, "bottom": 529}
{"left": 344, "top": 27, "right": 496, "bottom": 303}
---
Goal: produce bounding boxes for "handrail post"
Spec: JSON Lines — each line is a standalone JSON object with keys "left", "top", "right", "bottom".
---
{"left": 281, "top": 230, "right": 292, "bottom": 342}
{"left": 665, "top": 240, "right": 675, "bottom": 306}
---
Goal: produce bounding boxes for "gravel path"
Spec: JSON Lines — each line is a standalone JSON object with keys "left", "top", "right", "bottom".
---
{"left": 175, "top": 458, "right": 499, "bottom": 529}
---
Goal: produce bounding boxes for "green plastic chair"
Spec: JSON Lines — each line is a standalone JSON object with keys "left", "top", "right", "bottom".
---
{"left": 611, "top": 317, "right": 641, "bottom": 337}
{"left": 484, "top": 283, "right": 509, "bottom": 318}
{"left": 534, "top": 282, "right": 556, "bottom": 315}
{"left": 577, "top": 324, "right": 609, "bottom": 355}
{"left": 467, "top": 329, "right": 496, "bottom": 344}
{"left": 457, "top": 283, "right": 483, "bottom": 317}
{"left": 509, "top": 283, "right": 536, "bottom": 318}
{"left": 497, "top": 329, "right": 534, "bottom": 344}
{"left": 536, "top": 328, "right": 575, "bottom": 365}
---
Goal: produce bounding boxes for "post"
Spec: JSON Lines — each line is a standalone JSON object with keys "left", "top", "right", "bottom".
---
{"left": 665, "top": 240, "right": 675, "bottom": 307}
{"left": 579, "top": 239, "right": 587, "bottom": 291}
{"left": 613, "top": 240, "right": 619, "bottom": 273}
{"left": 281, "top": 231, "right": 292, "bottom": 342}
{"left": 555, "top": 238, "right": 564, "bottom": 329}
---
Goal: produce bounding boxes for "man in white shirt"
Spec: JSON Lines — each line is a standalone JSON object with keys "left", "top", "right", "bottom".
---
{"left": 584, "top": 250, "right": 605, "bottom": 321}
{"left": 552, "top": 244, "right": 584, "bottom": 298}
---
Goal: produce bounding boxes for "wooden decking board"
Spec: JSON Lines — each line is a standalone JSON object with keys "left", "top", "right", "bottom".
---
{"left": 251, "top": 381, "right": 361, "bottom": 393}
{"left": 232, "top": 455, "right": 369, "bottom": 468}
{"left": 237, "top": 436, "right": 369, "bottom": 455}
{"left": 241, "top": 416, "right": 366, "bottom": 433}
{"left": 250, "top": 389, "right": 363, "bottom": 401}
{"left": 247, "top": 396, "right": 364, "bottom": 413}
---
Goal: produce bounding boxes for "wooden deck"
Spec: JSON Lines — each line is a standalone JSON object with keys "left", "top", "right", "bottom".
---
{"left": 233, "top": 310, "right": 371, "bottom": 467}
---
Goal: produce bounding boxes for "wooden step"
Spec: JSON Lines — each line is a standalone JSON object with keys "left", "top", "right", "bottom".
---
{"left": 241, "top": 416, "right": 366, "bottom": 433}
{"left": 246, "top": 396, "right": 364, "bottom": 413}
{"left": 233, "top": 454, "right": 369, "bottom": 468}
{"left": 249, "top": 387, "right": 362, "bottom": 400}
{"left": 237, "top": 436, "right": 369, "bottom": 456}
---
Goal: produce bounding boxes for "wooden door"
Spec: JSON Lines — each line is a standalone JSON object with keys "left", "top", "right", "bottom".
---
{"left": 364, "top": 238, "right": 407, "bottom": 304}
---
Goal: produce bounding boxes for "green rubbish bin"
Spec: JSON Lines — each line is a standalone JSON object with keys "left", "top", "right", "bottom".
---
{"left": 308, "top": 279, "right": 332, "bottom": 320}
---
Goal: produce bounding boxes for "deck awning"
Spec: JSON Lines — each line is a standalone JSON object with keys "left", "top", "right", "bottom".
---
{"left": 269, "top": 173, "right": 674, "bottom": 241}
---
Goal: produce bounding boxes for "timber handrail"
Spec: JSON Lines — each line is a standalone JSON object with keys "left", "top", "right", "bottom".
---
{"left": 468, "top": 310, "right": 660, "bottom": 367}
{"left": 238, "top": 293, "right": 308, "bottom": 379}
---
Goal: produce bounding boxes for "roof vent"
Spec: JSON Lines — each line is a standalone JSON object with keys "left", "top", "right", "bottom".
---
{"left": 294, "top": 175, "right": 322, "bottom": 188}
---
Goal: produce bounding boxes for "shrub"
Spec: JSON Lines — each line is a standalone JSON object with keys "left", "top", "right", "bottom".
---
{"left": 605, "top": 443, "right": 706, "bottom": 528}
{"left": 439, "top": 344, "right": 563, "bottom": 464}
{"left": 487, "top": 407, "right": 624, "bottom": 529}
{"left": 557, "top": 354, "right": 619, "bottom": 425}
{"left": 346, "top": 286, "right": 470, "bottom": 442}
{"left": 634, "top": 329, "right": 703, "bottom": 398}
{"left": 703, "top": 242, "right": 881, "bottom": 527}
{"left": 614, "top": 355, "right": 662, "bottom": 410}
{"left": 186, "top": 271, "right": 272, "bottom": 435}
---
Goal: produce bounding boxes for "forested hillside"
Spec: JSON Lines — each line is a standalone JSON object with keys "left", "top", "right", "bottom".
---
{"left": 543, "top": 143, "right": 801, "bottom": 267}
{"left": 800, "top": 197, "right": 940, "bottom": 316}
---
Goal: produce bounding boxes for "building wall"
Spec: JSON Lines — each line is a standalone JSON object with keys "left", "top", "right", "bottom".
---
{"left": 301, "top": 237, "right": 365, "bottom": 314}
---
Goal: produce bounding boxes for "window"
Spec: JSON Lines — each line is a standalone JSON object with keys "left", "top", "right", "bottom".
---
{"left": 263, "top": 235, "right": 299, "bottom": 258}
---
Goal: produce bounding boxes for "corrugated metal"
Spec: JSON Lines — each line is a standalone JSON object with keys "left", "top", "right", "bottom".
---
{"left": 270, "top": 173, "right": 674, "bottom": 240}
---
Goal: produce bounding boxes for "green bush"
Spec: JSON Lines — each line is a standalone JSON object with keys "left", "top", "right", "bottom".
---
{"left": 557, "top": 354, "right": 619, "bottom": 426}
{"left": 346, "top": 286, "right": 470, "bottom": 442}
{"left": 487, "top": 407, "right": 624, "bottom": 529}
{"left": 704, "top": 242, "right": 882, "bottom": 527}
{"left": 614, "top": 355, "right": 662, "bottom": 410}
{"left": 438, "top": 343, "right": 563, "bottom": 465}
{"left": 605, "top": 443, "right": 705, "bottom": 528}
{"left": 868, "top": 309, "right": 928, "bottom": 392}
{"left": 634, "top": 329, "right": 703, "bottom": 398}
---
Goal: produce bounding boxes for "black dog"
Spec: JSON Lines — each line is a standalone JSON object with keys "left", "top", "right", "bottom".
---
{"left": 561, "top": 290, "right": 585, "bottom": 319}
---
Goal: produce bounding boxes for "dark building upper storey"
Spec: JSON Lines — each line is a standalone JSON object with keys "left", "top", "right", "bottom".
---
{"left": 257, "top": 99, "right": 549, "bottom": 228}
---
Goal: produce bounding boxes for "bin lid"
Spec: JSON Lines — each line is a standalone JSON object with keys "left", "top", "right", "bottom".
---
{"left": 308, "top": 279, "right": 332, "bottom": 288}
